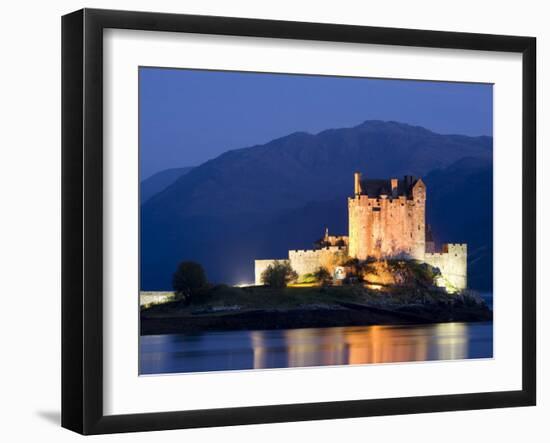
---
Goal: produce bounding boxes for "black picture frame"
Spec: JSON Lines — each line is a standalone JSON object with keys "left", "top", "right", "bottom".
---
{"left": 62, "top": 8, "right": 536, "bottom": 435}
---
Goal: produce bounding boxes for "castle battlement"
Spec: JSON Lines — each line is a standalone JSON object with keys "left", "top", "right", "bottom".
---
{"left": 288, "top": 246, "right": 345, "bottom": 256}
{"left": 348, "top": 195, "right": 413, "bottom": 206}
{"left": 288, "top": 249, "right": 320, "bottom": 255}
{"left": 442, "top": 243, "right": 468, "bottom": 253}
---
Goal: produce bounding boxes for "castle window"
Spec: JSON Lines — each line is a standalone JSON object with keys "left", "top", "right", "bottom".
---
{"left": 373, "top": 207, "right": 381, "bottom": 212}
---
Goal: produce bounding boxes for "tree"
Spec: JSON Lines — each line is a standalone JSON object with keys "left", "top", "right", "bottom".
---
{"left": 172, "top": 261, "right": 208, "bottom": 303}
{"left": 342, "top": 257, "right": 363, "bottom": 281}
{"left": 313, "top": 266, "right": 332, "bottom": 286}
{"left": 342, "top": 257, "right": 377, "bottom": 282}
{"left": 261, "top": 260, "right": 298, "bottom": 288}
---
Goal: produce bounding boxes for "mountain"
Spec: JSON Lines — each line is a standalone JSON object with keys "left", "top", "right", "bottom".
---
{"left": 144, "top": 120, "right": 491, "bottom": 218}
{"left": 140, "top": 167, "right": 193, "bottom": 204}
{"left": 141, "top": 120, "right": 493, "bottom": 290}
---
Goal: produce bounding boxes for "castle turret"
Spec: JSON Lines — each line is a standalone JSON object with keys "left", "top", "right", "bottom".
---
{"left": 391, "top": 178, "right": 398, "bottom": 198}
{"left": 354, "top": 172, "right": 362, "bottom": 196}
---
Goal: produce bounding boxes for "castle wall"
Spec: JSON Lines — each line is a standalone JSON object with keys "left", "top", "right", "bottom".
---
{"left": 288, "top": 247, "right": 348, "bottom": 280}
{"left": 424, "top": 243, "right": 468, "bottom": 291}
{"left": 348, "top": 180, "right": 425, "bottom": 261}
{"left": 254, "top": 259, "right": 288, "bottom": 285}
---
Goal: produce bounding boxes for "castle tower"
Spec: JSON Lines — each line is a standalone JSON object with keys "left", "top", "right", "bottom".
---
{"left": 349, "top": 172, "right": 369, "bottom": 259}
{"left": 348, "top": 193, "right": 370, "bottom": 259}
{"left": 348, "top": 172, "right": 426, "bottom": 261}
{"left": 410, "top": 178, "right": 426, "bottom": 260}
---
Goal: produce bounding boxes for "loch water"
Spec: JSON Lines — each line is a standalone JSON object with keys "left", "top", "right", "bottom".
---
{"left": 140, "top": 320, "right": 493, "bottom": 375}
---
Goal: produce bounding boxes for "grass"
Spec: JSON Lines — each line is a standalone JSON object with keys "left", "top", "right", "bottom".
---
{"left": 143, "top": 283, "right": 460, "bottom": 317}
{"left": 192, "top": 284, "right": 359, "bottom": 310}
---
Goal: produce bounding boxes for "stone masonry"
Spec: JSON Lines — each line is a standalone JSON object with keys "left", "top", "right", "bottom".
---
{"left": 424, "top": 243, "right": 468, "bottom": 291}
{"left": 348, "top": 173, "right": 426, "bottom": 260}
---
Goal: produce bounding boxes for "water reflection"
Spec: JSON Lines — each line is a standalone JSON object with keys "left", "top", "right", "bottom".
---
{"left": 433, "top": 322, "right": 468, "bottom": 361}
{"left": 346, "top": 325, "right": 430, "bottom": 364}
{"left": 140, "top": 322, "right": 492, "bottom": 375}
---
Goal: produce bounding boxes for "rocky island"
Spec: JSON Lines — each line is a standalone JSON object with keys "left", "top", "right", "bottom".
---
{"left": 141, "top": 170, "right": 492, "bottom": 336}
{"left": 140, "top": 261, "right": 492, "bottom": 336}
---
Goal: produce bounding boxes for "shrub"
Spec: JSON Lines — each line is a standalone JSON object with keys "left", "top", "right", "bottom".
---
{"left": 409, "top": 260, "right": 441, "bottom": 286}
{"left": 385, "top": 259, "right": 441, "bottom": 287}
{"left": 313, "top": 266, "right": 332, "bottom": 286}
{"left": 300, "top": 273, "right": 317, "bottom": 284}
{"left": 342, "top": 257, "right": 361, "bottom": 280}
{"left": 261, "top": 260, "right": 298, "bottom": 288}
{"left": 341, "top": 257, "right": 376, "bottom": 282}
{"left": 172, "top": 261, "right": 208, "bottom": 304}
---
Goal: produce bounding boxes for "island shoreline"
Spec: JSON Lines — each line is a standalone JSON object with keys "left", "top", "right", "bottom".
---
{"left": 140, "top": 303, "right": 493, "bottom": 335}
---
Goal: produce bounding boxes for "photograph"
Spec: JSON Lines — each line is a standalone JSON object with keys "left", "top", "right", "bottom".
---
{"left": 138, "top": 67, "right": 494, "bottom": 375}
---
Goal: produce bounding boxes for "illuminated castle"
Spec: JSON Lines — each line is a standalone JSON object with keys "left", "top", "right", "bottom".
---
{"left": 255, "top": 172, "right": 467, "bottom": 291}
{"left": 348, "top": 173, "right": 427, "bottom": 260}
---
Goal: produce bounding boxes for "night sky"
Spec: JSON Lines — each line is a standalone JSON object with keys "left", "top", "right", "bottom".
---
{"left": 139, "top": 67, "right": 493, "bottom": 179}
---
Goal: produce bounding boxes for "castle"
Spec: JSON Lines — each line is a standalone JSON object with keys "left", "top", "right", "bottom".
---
{"left": 254, "top": 172, "right": 467, "bottom": 292}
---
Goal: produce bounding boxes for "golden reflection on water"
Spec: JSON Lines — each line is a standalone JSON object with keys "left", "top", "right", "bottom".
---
{"left": 284, "top": 328, "right": 347, "bottom": 368}
{"left": 251, "top": 323, "right": 469, "bottom": 369}
{"left": 250, "top": 331, "right": 268, "bottom": 369}
{"left": 346, "top": 325, "right": 430, "bottom": 364}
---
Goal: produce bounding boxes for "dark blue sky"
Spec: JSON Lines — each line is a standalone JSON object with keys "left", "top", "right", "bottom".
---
{"left": 139, "top": 67, "right": 493, "bottom": 179}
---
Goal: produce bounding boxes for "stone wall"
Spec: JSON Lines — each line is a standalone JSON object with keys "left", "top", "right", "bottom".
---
{"left": 288, "top": 247, "right": 348, "bottom": 279}
{"left": 254, "top": 248, "right": 348, "bottom": 285}
{"left": 255, "top": 242, "right": 467, "bottom": 292}
{"left": 348, "top": 179, "right": 426, "bottom": 261}
{"left": 424, "top": 243, "right": 468, "bottom": 291}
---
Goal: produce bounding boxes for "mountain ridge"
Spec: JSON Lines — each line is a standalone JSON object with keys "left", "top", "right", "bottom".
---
{"left": 140, "top": 166, "right": 193, "bottom": 204}
{"left": 144, "top": 120, "right": 492, "bottom": 216}
{"left": 140, "top": 120, "right": 493, "bottom": 290}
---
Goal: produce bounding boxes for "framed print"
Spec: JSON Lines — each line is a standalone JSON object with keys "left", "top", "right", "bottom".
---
{"left": 61, "top": 8, "right": 536, "bottom": 435}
